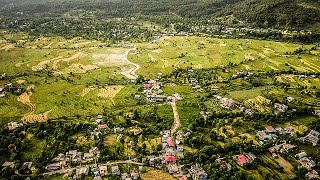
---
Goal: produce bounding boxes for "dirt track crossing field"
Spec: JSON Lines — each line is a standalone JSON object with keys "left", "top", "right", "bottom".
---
{"left": 17, "top": 92, "right": 51, "bottom": 123}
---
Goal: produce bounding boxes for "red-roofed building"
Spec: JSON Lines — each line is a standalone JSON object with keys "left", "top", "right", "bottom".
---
{"left": 167, "top": 138, "right": 175, "bottom": 147}
{"left": 239, "top": 155, "right": 248, "bottom": 165}
{"left": 164, "top": 155, "right": 176, "bottom": 162}
{"left": 99, "top": 124, "right": 109, "bottom": 129}
{"left": 143, "top": 84, "right": 153, "bottom": 89}
{"left": 265, "top": 126, "right": 276, "bottom": 132}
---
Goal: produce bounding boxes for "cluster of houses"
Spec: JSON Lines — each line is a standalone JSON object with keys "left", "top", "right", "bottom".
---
{"left": 267, "top": 140, "right": 319, "bottom": 179}
{"left": 274, "top": 103, "right": 289, "bottom": 113}
{"left": 187, "top": 164, "right": 208, "bottom": 180}
{"left": 268, "top": 143, "right": 297, "bottom": 157}
{"left": 187, "top": 24, "right": 312, "bottom": 37}
{"left": 7, "top": 121, "right": 23, "bottom": 131}
{"left": 72, "top": 164, "right": 141, "bottom": 180}
{"left": 139, "top": 79, "right": 182, "bottom": 103}
{"left": 160, "top": 130, "right": 182, "bottom": 177}
{"left": 231, "top": 70, "right": 253, "bottom": 80}
{"left": 257, "top": 126, "right": 294, "bottom": 143}
{"left": 213, "top": 95, "right": 236, "bottom": 109}
{"left": 213, "top": 95, "right": 254, "bottom": 115}
{"left": 90, "top": 115, "right": 110, "bottom": 140}
{"left": 141, "top": 80, "right": 167, "bottom": 103}
{"left": 296, "top": 151, "right": 319, "bottom": 179}
{"left": 45, "top": 147, "right": 101, "bottom": 171}
{"left": 55, "top": 164, "right": 142, "bottom": 180}
{"left": 232, "top": 153, "right": 257, "bottom": 166}
{"left": 299, "top": 130, "right": 319, "bottom": 146}
{"left": 189, "top": 78, "right": 205, "bottom": 93}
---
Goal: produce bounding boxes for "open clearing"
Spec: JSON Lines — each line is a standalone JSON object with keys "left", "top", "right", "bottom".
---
{"left": 97, "top": 85, "right": 124, "bottom": 98}
{"left": 17, "top": 92, "right": 51, "bottom": 123}
{"left": 141, "top": 168, "right": 174, "bottom": 180}
{"left": 128, "top": 36, "right": 319, "bottom": 78}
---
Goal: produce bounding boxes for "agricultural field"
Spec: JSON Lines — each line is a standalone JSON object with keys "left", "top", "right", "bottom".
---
{"left": 128, "top": 36, "right": 320, "bottom": 78}
{"left": 1, "top": 28, "right": 320, "bottom": 180}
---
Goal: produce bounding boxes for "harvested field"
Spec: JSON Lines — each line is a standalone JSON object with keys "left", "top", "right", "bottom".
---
{"left": 80, "top": 87, "right": 96, "bottom": 97}
{"left": 0, "top": 44, "right": 15, "bottom": 51}
{"left": 21, "top": 110, "right": 51, "bottom": 123}
{"left": 17, "top": 92, "right": 51, "bottom": 123}
{"left": 141, "top": 169, "right": 174, "bottom": 180}
{"left": 16, "top": 79, "right": 26, "bottom": 84}
{"left": 244, "top": 96, "right": 271, "bottom": 113}
{"left": 63, "top": 63, "right": 99, "bottom": 74}
{"left": 98, "top": 85, "right": 124, "bottom": 98}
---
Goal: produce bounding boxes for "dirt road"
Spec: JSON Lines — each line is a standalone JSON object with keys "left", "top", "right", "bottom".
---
{"left": 120, "top": 48, "right": 140, "bottom": 80}
{"left": 170, "top": 98, "right": 180, "bottom": 134}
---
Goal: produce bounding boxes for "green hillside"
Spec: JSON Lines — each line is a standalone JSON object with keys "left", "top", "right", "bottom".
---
{"left": 0, "top": 0, "right": 319, "bottom": 30}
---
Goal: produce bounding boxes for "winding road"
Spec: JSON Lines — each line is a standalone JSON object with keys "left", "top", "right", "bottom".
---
{"left": 120, "top": 48, "right": 140, "bottom": 80}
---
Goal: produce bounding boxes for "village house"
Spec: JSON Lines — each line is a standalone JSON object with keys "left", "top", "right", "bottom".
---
{"left": 91, "top": 167, "right": 100, "bottom": 177}
{"left": 282, "top": 127, "right": 295, "bottom": 135}
{"left": 83, "top": 152, "right": 94, "bottom": 162}
{"left": 134, "top": 95, "right": 141, "bottom": 100}
{"left": 220, "top": 98, "right": 236, "bottom": 109}
{"left": 117, "top": 133, "right": 124, "bottom": 140}
{"left": 300, "top": 130, "right": 319, "bottom": 146}
{"left": 21, "top": 162, "right": 33, "bottom": 174}
{"left": 167, "top": 137, "right": 175, "bottom": 147}
{"left": 274, "top": 103, "right": 288, "bottom": 112}
{"left": 112, "top": 165, "right": 120, "bottom": 175}
{"left": 121, "top": 173, "right": 130, "bottom": 180}
{"left": 146, "top": 95, "right": 167, "bottom": 102}
{"left": 53, "top": 153, "right": 66, "bottom": 162}
{"left": 91, "top": 129, "right": 101, "bottom": 139}
{"left": 177, "top": 145, "right": 184, "bottom": 152}
{"left": 76, "top": 167, "right": 89, "bottom": 179}
{"left": 295, "top": 152, "right": 308, "bottom": 159}
{"left": 114, "top": 127, "right": 124, "bottom": 133}
{"left": 265, "top": 126, "right": 276, "bottom": 133}
{"left": 298, "top": 157, "right": 316, "bottom": 170}
{"left": 0, "top": 93, "right": 5, "bottom": 98}
{"left": 99, "top": 166, "right": 108, "bottom": 176}
{"left": 8, "top": 122, "right": 23, "bottom": 131}
{"left": 287, "top": 97, "right": 295, "bottom": 102}
{"left": 306, "top": 170, "right": 320, "bottom": 179}
{"left": 245, "top": 109, "right": 254, "bottom": 115}
{"left": 89, "top": 147, "right": 101, "bottom": 157}
{"left": 45, "top": 162, "right": 61, "bottom": 171}
{"left": 130, "top": 171, "right": 140, "bottom": 180}
{"left": 188, "top": 164, "right": 208, "bottom": 180}
{"left": 257, "top": 130, "right": 274, "bottom": 141}
{"left": 66, "top": 150, "right": 82, "bottom": 162}
{"left": 233, "top": 153, "right": 256, "bottom": 166}
{"left": 167, "top": 164, "right": 179, "bottom": 174}
{"left": 2, "top": 161, "right": 14, "bottom": 168}
{"left": 98, "top": 124, "right": 109, "bottom": 129}
{"left": 268, "top": 143, "right": 296, "bottom": 155}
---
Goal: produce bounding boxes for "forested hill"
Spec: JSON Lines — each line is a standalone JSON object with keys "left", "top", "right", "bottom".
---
{"left": 0, "top": 0, "right": 319, "bottom": 30}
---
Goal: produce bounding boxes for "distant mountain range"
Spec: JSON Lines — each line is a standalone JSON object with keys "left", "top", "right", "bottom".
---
{"left": 0, "top": 0, "right": 319, "bottom": 30}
